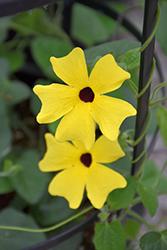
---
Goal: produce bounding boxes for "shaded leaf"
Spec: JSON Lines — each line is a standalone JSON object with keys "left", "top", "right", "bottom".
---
{"left": 121, "top": 48, "right": 140, "bottom": 70}
{"left": 156, "top": 106, "right": 167, "bottom": 147}
{"left": 0, "top": 208, "right": 45, "bottom": 250}
{"left": 107, "top": 176, "right": 137, "bottom": 210}
{"left": 85, "top": 40, "right": 140, "bottom": 64}
{"left": 9, "top": 149, "right": 49, "bottom": 204}
{"left": 125, "top": 219, "right": 140, "bottom": 240}
{"left": 140, "top": 231, "right": 167, "bottom": 250}
{"left": 138, "top": 183, "right": 158, "bottom": 217}
{"left": 93, "top": 220, "right": 126, "bottom": 250}
{"left": 31, "top": 36, "right": 73, "bottom": 79}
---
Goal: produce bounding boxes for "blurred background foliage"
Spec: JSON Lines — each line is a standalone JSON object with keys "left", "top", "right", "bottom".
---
{"left": 0, "top": 0, "right": 167, "bottom": 249}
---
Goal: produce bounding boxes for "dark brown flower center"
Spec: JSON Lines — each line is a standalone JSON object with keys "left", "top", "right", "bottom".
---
{"left": 80, "top": 153, "right": 92, "bottom": 167}
{"left": 79, "top": 87, "right": 94, "bottom": 103}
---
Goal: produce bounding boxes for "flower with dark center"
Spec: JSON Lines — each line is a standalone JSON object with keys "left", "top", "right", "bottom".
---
{"left": 39, "top": 133, "right": 127, "bottom": 209}
{"left": 34, "top": 47, "right": 136, "bottom": 150}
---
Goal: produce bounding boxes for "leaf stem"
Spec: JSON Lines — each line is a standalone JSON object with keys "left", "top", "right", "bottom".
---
{"left": 127, "top": 209, "right": 157, "bottom": 231}
{"left": 0, "top": 205, "right": 93, "bottom": 233}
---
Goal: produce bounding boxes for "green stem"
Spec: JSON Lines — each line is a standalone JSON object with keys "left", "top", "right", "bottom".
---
{"left": 133, "top": 109, "right": 151, "bottom": 146}
{"left": 153, "top": 160, "right": 167, "bottom": 188}
{"left": 149, "top": 97, "right": 167, "bottom": 107}
{"left": 135, "top": 151, "right": 147, "bottom": 178}
{"left": 156, "top": 216, "right": 167, "bottom": 229}
{"left": 0, "top": 205, "right": 93, "bottom": 233}
{"left": 131, "top": 196, "right": 141, "bottom": 206}
{"left": 127, "top": 79, "right": 138, "bottom": 95}
{"left": 149, "top": 81, "right": 167, "bottom": 103}
{"left": 138, "top": 4, "right": 160, "bottom": 53}
{"left": 135, "top": 58, "right": 155, "bottom": 99}
{"left": 131, "top": 140, "right": 147, "bottom": 164}
{"left": 127, "top": 209, "right": 157, "bottom": 231}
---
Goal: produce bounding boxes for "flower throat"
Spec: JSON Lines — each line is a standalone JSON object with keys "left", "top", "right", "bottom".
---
{"left": 79, "top": 87, "right": 94, "bottom": 103}
{"left": 80, "top": 153, "right": 92, "bottom": 167}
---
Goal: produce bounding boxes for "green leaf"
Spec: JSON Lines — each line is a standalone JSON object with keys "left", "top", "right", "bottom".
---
{"left": 139, "top": 231, "right": 167, "bottom": 250}
{"left": 71, "top": 3, "right": 116, "bottom": 46}
{"left": 0, "top": 58, "right": 9, "bottom": 80}
{"left": 156, "top": 2, "right": 167, "bottom": 55}
{"left": 0, "top": 50, "right": 24, "bottom": 72}
{"left": 30, "top": 192, "right": 76, "bottom": 227}
{"left": 9, "top": 149, "right": 49, "bottom": 204}
{"left": 141, "top": 160, "right": 167, "bottom": 194}
{"left": 31, "top": 36, "right": 73, "bottom": 79}
{"left": 156, "top": 106, "right": 167, "bottom": 147}
{"left": 0, "top": 17, "right": 10, "bottom": 44}
{"left": 0, "top": 207, "right": 46, "bottom": 250}
{"left": 138, "top": 183, "right": 158, "bottom": 217}
{"left": 0, "top": 177, "right": 14, "bottom": 194}
{"left": 93, "top": 220, "right": 126, "bottom": 250}
{"left": 0, "top": 80, "right": 31, "bottom": 105}
{"left": 85, "top": 40, "right": 140, "bottom": 64}
{"left": 125, "top": 219, "right": 140, "bottom": 240}
{"left": 121, "top": 48, "right": 140, "bottom": 70}
{"left": 107, "top": 176, "right": 137, "bottom": 210}
{"left": 0, "top": 114, "right": 12, "bottom": 160}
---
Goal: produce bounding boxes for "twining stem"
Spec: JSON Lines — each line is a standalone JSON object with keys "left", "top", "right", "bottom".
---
{"left": 138, "top": 4, "right": 160, "bottom": 53}
{"left": 127, "top": 209, "right": 157, "bottom": 232}
{"left": 149, "top": 97, "right": 167, "bottom": 107}
{"left": 0, "top": 205, "right": 93, "bottom": 233}
{"left": 153, "top": 160, "right": 167, "bottom": 188}
{"left": 156, "top": 217, "right": 167, "bottom": 229}
{"left": 136, "top": 58, "right": 155, "bottom": 99}
{"left": 127, "top": 79, "right": 138, "bottom": 95}
{"left": 149, "top": 81, "right": 167, "bottom": 103}
{"left": 133, "top": 109, "right": 151, "bottom": 146}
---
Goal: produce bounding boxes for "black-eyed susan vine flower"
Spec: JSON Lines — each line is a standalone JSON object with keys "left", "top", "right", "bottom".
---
{"left": 34, "top": 47, "right": 136, "bottom": 150}
{"left": 39, "top": 133, "right": 127, "bottom": 209}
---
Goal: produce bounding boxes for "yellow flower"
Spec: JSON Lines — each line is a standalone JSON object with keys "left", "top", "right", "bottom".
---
{"left": 34, "top": 47, "right": 136, "bottom": 150}
{"left": 39, "top": 133, "right": 127, "bottom": 209}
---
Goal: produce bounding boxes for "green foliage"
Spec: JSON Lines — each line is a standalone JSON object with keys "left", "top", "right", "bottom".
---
{"left": 94, "top": 220, "right": 126, "bottom": 250}
{"left": 30, "top": 193, "right": 76, "bottom": 226}
{"left": 85, "top": 40, "right": 140, "bottom": 64}
{"left": 156, "top": 106, "right": 167, "bottom": 147}
{"left": 9, "top": 149, "right": 49, "bottom": 204}
{"left": 125, "top": 219, "right": 140, "bottom": 240}
{"left": 0, "top": 208, "right": 46, "bottom": 250}
{"left": 141, "top": 160, "right": 167, "bottom": 194}
{"left": 138, "top": 183, "right": 158, "bottom": 217}
{"left": 107, "top": 176, "right": 137, "bottom": 210}
{"left": 139, "top": 231, "right": 167, "bottom": 250}
{"left": 120, "top": 48, "right": 141, "bottom": 70}
{"left": 31, "top": 36, "right": 73, "bottom": 79}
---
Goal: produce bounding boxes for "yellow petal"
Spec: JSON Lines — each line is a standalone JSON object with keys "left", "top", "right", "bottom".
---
{"left": 39, "top": 133, "right": 80, "bottom": 172}
{"left": 50, "top": 47, "right": 89, "bottom": 89}
{"left": 56, "top": 102, "right": 96, "bottom": 150}
{"left": 48, "top": 165, "right": 88, "bottom": 209}
{"left": 86, "top": 163, "right": 127, "bottom": 209}
{"left": 33, "top": 84, "right": 78, "bottom": 123}
{"left": 91, "top": 135, "right": 125, "bottom": 163}
{"left": 92, "top": 95, "right": 136, "bottom": 141}
{"left": 90, "top": 54, "right": 130, "bottom": 94}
